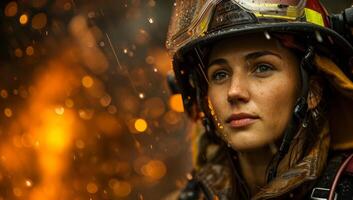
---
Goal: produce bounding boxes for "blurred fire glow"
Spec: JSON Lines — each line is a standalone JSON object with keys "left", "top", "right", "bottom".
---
{"left": 27, "top": 62, "right": 78, "bottom": 200}
{"left": 0, "top": 1, "right": 191, "bottom": 199}
{"left": 0, "top": 60, "right": 80, "bottom": 199}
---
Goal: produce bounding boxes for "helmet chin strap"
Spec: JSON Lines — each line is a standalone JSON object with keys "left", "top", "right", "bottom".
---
{"left": 192, "top": 46, "right": 216, "bottom": 136}
{"left": 267, "top": 46, "right": 315, "bottom": 182}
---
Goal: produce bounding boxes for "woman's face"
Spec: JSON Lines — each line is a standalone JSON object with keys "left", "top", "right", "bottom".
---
{"left": 207, "top": 34, "right": 300, "bottom": 151}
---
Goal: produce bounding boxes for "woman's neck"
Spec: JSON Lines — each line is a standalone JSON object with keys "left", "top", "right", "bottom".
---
{"left": 237, "top": 146, "right": 275, "bottom": 195}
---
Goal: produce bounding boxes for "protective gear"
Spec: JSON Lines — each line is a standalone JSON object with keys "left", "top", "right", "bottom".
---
{"left": 175, "top": 54, "right": 353, "bottom": 199}
{"left": 166, "top": 0, "right": 353, "bottom": 199}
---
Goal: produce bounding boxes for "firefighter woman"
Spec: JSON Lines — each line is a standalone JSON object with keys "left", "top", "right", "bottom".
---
{"left": 166, "top": 0, "right": 353, "bottom": 199}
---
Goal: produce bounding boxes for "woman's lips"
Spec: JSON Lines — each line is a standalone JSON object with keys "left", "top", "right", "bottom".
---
{"left": 228, "top": 118, "right": 258, "bottom": 128}
{"left": 226, "top": 113, "right": 259, "bottom": 128}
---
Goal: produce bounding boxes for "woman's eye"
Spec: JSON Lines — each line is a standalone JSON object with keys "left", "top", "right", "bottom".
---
{"left": 211, "top": 70, "right": 229, "bottom": 82}
{"left": 253, "top": 64, "right": 274, "bottom": 74}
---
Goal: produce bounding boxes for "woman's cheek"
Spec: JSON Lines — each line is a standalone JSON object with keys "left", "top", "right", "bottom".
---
{"left": 209, "top": 87, "right": 228, "bottom": 117}
{"left": 253, "top": 81, "right": 292, "bottom": 134}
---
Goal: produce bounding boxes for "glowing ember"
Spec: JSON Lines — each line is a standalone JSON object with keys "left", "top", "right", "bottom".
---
{"left": 107, "top": 105, "right": 117, "bottom": 114}
{"left": 54, "top": 106, "right": 65, "bottom": 115}
{"left": 25, "top": 180, "right": 33, "bottom": 187}
{"left": 4, "top": 2, "right": 18, "bottom": 17}
{"left": 75, "top": 139, "right": 85, "bottom": 149}
{"left": 65, "top": 99, "right": 74, "bottom": 108}
{"left": 14, "top": 48, "right": 23, "bottom": 58}
{"left": 82, "top": 76, "right": 94, "bottom": 88}
{"left": 141, "top": 160, "right": 167, "bottom": 180}
{"left": 31, "top": 13, "right": 48, "bottom": 30}
{"left": 139, "top": 93, "right": 145, "bottom": 99}
{"left": 100, "top": 94, "right": 112, "bottom": 107}
{"left": 0, "top": 90, "right": 8, "bottom": 98}
{"left": 19, "top": 14, "right": 29, "bottom": 25}
{"left": 26, "top": 46, "right": 34, "bottom": 56}
{"left": 109, "top": 179, "right": 132, "bottom": 197}
{"left": 86, "top": 182, "right": 98, "bottom": 194}
{"left": 78, "top": 109, "right": 94, "bottom": 120}
{"left": 169, "top": 94, "right": 184, "bottom": 112}
{"left": 134, "top": 118, "right": 147, "bottom": 132}
{"left": 4, "top": 108, "right": 13, "bottom": 117}
{"left": 148, "top": 17, "right": 154, "bottom": 24}
{"left": 63, "top": 2, "right": 72, "bottom": 11}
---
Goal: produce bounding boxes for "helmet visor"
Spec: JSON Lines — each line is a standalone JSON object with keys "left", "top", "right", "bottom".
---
{"left": 166, "top": 0, "right": 307, "bottom": 55}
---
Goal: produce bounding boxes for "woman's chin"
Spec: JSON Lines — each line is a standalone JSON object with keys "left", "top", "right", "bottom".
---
{"left": 229, "top": 142, "right": 268, "bottom": 152}
{"left": 224, "top": 132, "right": 273, "bottom": 152}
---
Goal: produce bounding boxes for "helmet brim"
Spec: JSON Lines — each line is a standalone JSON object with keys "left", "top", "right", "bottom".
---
{"left": 177, "top": 22, "right": 353, "bottom": 66}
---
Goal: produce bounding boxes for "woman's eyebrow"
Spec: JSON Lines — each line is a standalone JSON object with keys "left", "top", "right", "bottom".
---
{"left": 208, "top": 58, "right": 228, "bottom": 68}
{"left": 245, "top": 50, "right": 282, "bottom": 60}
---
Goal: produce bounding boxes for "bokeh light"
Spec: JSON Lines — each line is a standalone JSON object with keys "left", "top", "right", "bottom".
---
{"left": 0, "top": 90, "right": 8, "bottom": 98}
{"left": 141, "top": 160, "right": 167, "bottom": 180}
{"left": 26, "top": 46, "right": 34, "bottom": 56}
{"left": 26, "top": 180, "right": 33, "bottom": 187}
{"left": 14, "top": 48, "right": 23, "bottom": 58}
{"left": 19, "top": 14, "right": 29, "bottom": 25}
{"left": 169, "top": 94, "right": 184, "bottom": 113}
{"left": 134, "top": 118, "right": 148, "bottom": 133}
{"left": 148, "top": 17, "right": 154, "bottom": 24}
{"left": 109, "top": 179, "right": 132, "bottom": 197}
{"left": 31, "top": 13, "right": 47, "bottom": 30}
{"left": 81, "top": 76, "right": 94, "bottom": 88}
{"left": 4, "top": 108, "right": 13, "bottom": 117}
{"left": 4, "top": 2, "right": 18, "bottom": 17}
{"left": 65, "top": 99, "right": 74, "bottom": 108}
{"left": 54, "top": 106, "right": 65, "bottom": 115}
{"left": 86, "top": 182, "right": 98, "bottom": 194}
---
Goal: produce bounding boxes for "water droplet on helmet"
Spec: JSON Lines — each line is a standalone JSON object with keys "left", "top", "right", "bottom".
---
{"left": 315, "top": 31, "right": 323, "bottom": 43}
{"left": 264, "top": 31, "right": 271, "bottom": 40}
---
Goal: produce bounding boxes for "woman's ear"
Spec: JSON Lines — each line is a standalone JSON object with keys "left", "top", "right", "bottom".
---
{"left": 307, "top": 76, "right": 323, "bottom": 109}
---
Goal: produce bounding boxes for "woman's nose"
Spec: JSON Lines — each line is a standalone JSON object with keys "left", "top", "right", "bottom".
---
{"left": 227, "top": 75, "right": 250, "bottom": 104}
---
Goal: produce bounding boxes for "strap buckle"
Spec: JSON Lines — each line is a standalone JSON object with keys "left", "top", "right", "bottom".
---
{"left": 310, "top": 187, "right": 337, "bottom": 200}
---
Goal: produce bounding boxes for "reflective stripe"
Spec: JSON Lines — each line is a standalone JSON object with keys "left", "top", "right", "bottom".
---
{"left": 254, "top": 13, "right": 296, "bottom": 20}
{"left": 305, "top": 8, "right": 324, "bottom": 27}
